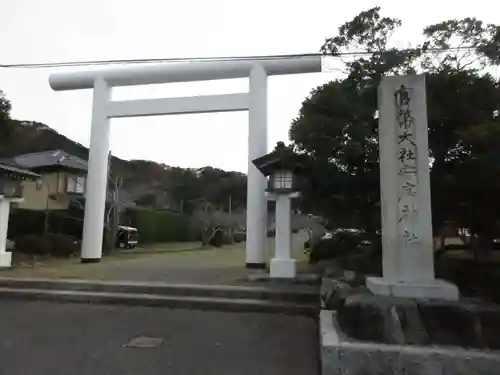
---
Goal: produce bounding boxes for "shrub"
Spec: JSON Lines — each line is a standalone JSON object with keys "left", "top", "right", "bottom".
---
{"left": 308, "top": 237, "right": 338, "bottom": 264}
{"left": 15, "top": 234, "right": 51, "bottom": 255}
{"left": 14, "top": 233, "right": 79, "bottom": 258}
{"left": 308, "top": 230, "right": 377, "bottom": 264}
{"left": 233, "top": 231, "right": 246, "bottom": 243}
{"left": 102, "top": 228, "right": 115, "bottom": 255}
{"left": 209, "top": 228, "right": 224, "bottom": 247}
{"left": 123, "top": 208, "right": 195, "bottom": 244}
{"left": 222, "top": 232, "right": 233, "bottom": 245}
{"left": 46, "top": 233, "right": 79, "bottom": 258}
{"left": 8, "top": 209, "right": 83, "bottom": 239}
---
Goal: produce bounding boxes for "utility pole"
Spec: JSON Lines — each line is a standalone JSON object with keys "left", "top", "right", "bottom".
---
{"left": 44, "top": 181, "right": 50, "bottom": 235}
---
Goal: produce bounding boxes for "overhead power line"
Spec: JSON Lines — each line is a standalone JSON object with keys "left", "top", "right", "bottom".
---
{"left": 0, "top": 53, "right": 320, "bottom": 69}
{"left": 0, "top": 46, "right": 476, "bottom": 69}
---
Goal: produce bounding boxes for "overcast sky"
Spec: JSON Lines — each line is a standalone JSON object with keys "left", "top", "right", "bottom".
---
{"left": 1, "top": 0, "right": 497, "bottom": 173}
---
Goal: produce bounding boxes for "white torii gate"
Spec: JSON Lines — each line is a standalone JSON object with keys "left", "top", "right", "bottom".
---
{"left": 49, "top": 56, "right": 322, "bottom": 268}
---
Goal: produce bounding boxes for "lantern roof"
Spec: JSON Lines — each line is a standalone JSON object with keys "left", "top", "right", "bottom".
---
{"left": 252, "top": 142, "right": 309, "bottom": 177}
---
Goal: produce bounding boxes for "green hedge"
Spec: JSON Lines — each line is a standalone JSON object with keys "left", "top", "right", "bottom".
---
{"left": 9, "top": 208, "right": 197, "bottom": 245}
{"left": 124, "top": 208, "right": 197, "bottom": 244}
{"left": 15, "top": 233, "right": 79, "bottom": 257}
{"left": 8, "top": 209, "right": 83, "bottom": 239}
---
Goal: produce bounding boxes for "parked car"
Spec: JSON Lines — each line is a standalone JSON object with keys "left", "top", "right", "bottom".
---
{"left": 307, "top": 228, "right": 379, "bottom": 264}
{"left": 304, "top": 231, "right": 333, "bottom": 250}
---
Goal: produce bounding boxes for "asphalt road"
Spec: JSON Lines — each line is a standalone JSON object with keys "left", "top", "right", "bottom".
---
{"left": 0, "top": 301, "right": 319, "bottom": 375}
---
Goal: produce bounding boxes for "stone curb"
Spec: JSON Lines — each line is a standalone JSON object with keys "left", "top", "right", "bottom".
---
{"left": 0, "top": 287, "right": 318, "bottom": 316}
{"left": 118, "top": 245, "right": 204, "bottom": 255}
{"left": 0, "top": 277, "right": 318, "bottom": 303}
{"left": 320, "top": 309, "right": 500, "bottom": 375}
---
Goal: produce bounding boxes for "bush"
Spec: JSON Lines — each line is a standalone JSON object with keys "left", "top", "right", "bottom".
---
{"left": 233, "top": 231, "right": 246, "bottom": 243}
{"left": 123, "top": 208, "right": 196, "bottom": 244}
{"left": 308, "top": 230, "right": 379, "bottom": 264}
{"left": 15, "top": 234, "right": 52, "bottom": 255}
{"left": 209, "top": 228, "right": 224, "bottom": 247}
{"left": 308, "top": 237, "right": 337, "bottom": 264}
{"left": 14, "top": 233, "right": 79, "bottom": 258}
{"left": 8, "top": 209, "right": 83, "bottom": 239}
{"left": 46, "top": 233, "right": 79, "bottom": 258}
{"left": 102, "top": 228, "right": 115, "bottom": 254}
{"left": 222, "top": 232, "right": 233, "bottom": 245}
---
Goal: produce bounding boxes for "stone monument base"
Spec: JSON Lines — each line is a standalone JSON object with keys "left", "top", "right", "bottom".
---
{"left": 366, "top": 277, "right": 459, "bottom": 301}
{"left": 0, "top": 252, "right": 12, "bottom": 268}
{"left": 270, "top": 258, "right": 296, "bottom": 279}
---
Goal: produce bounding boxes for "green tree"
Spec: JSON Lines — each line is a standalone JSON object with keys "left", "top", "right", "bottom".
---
{"left": 0, "top": 90, "right": 14, "bottom": 145}
{"left": 0, "top": 90, "right": 10, "bottom": 120}
{"left": 290, "top": 7, "right": 500, "bottom": 241}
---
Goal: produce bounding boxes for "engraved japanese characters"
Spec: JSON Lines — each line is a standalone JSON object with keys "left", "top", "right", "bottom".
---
{"left": 395, "top": 84, "right": 420, "bottom": 245}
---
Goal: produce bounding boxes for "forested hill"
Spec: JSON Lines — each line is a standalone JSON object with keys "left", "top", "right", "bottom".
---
{"left": 0, "top": 93, "right": 247, "bottom": 213}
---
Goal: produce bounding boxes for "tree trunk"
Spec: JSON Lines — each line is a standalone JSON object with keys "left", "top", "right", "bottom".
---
{"left": 111, "top": 205, "right": 120, "bottom": 253}
{"left": 201, "top": 226, "right": 216, "bottom": 246}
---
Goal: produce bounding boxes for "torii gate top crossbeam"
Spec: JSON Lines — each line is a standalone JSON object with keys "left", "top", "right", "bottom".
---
{"left": 49, "top": 56, "right": 322, "bottom": 91}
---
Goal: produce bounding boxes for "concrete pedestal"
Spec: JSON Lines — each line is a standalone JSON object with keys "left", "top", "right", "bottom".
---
{"left": 270, "top": 258, "right": 296, "bottom": 278}
{"left": 0, "top": 252, "right": 12, "bottom": 268}
{"left": 366, "top": 277, "right": 459, "bottom": 301}
{"left": 268, "top": 193, "right": 299, "bottom": 279}
{"left": 0, "top": 199, "right": 11, "bottom": 268}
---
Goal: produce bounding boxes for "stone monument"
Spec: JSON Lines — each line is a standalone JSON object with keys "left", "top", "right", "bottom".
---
{"left": 366, "top": 74, "right": 459, "bottom": 300}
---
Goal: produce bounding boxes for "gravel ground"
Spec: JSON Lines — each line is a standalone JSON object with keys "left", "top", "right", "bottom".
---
{"left": 4, "top": 232, "right": 313, "bottom": 285}
{"left": 0, "top": 300, "right": 319, "bottom": 375}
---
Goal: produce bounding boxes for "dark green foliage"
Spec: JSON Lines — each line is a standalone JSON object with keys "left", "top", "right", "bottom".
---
{"left": 8, "top": 209, "right": 83, "bottom": 239}
{"left": 291, "top": 7, "right": 500, "bottom": 244}
{"left": 124, "top": 207, "right": 196, "bottom": 244}
{"left": 45, "top": 233, "right": 79, "bottom": 257}
{"left": 15, "top": 234, "right": 51, "bottom": 255}
{"left": 233, "top": 231, "right": 246, "bottom": 243}
{"left": 308, "top": 237, "right": 338, "bottom": 264}
{"left": 308, "top": 230, "right": 380, "bottom": 264}
{"left": 15, "top": 233, "right": 78, "bottom": 257}
{"left": 222, "top": 232, "right": 233, "bottom": 245}
{"left": 102, "top": 228, "right": 114, "bottom": 254}
{"left": 208, "top": 228, "right": 224, "bottom": 247}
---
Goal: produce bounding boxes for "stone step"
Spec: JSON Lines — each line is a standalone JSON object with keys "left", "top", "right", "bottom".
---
{"left": 0, "top": 287, "right": 317, "bottom": 316}
{"left": 0, "top": 277, "right": 319, "bottom": 304}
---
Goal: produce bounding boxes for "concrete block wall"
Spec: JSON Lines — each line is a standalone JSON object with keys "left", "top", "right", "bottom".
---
{"left": 320, "top": 310, "right": 500, "bottom": 375}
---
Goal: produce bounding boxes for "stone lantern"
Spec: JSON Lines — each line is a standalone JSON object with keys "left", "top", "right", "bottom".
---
{"left": 252, "top": 142, "right": 307, "bottom": 278}
{"left": 0, "top": 162, "right": 39, "bottom": 267}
